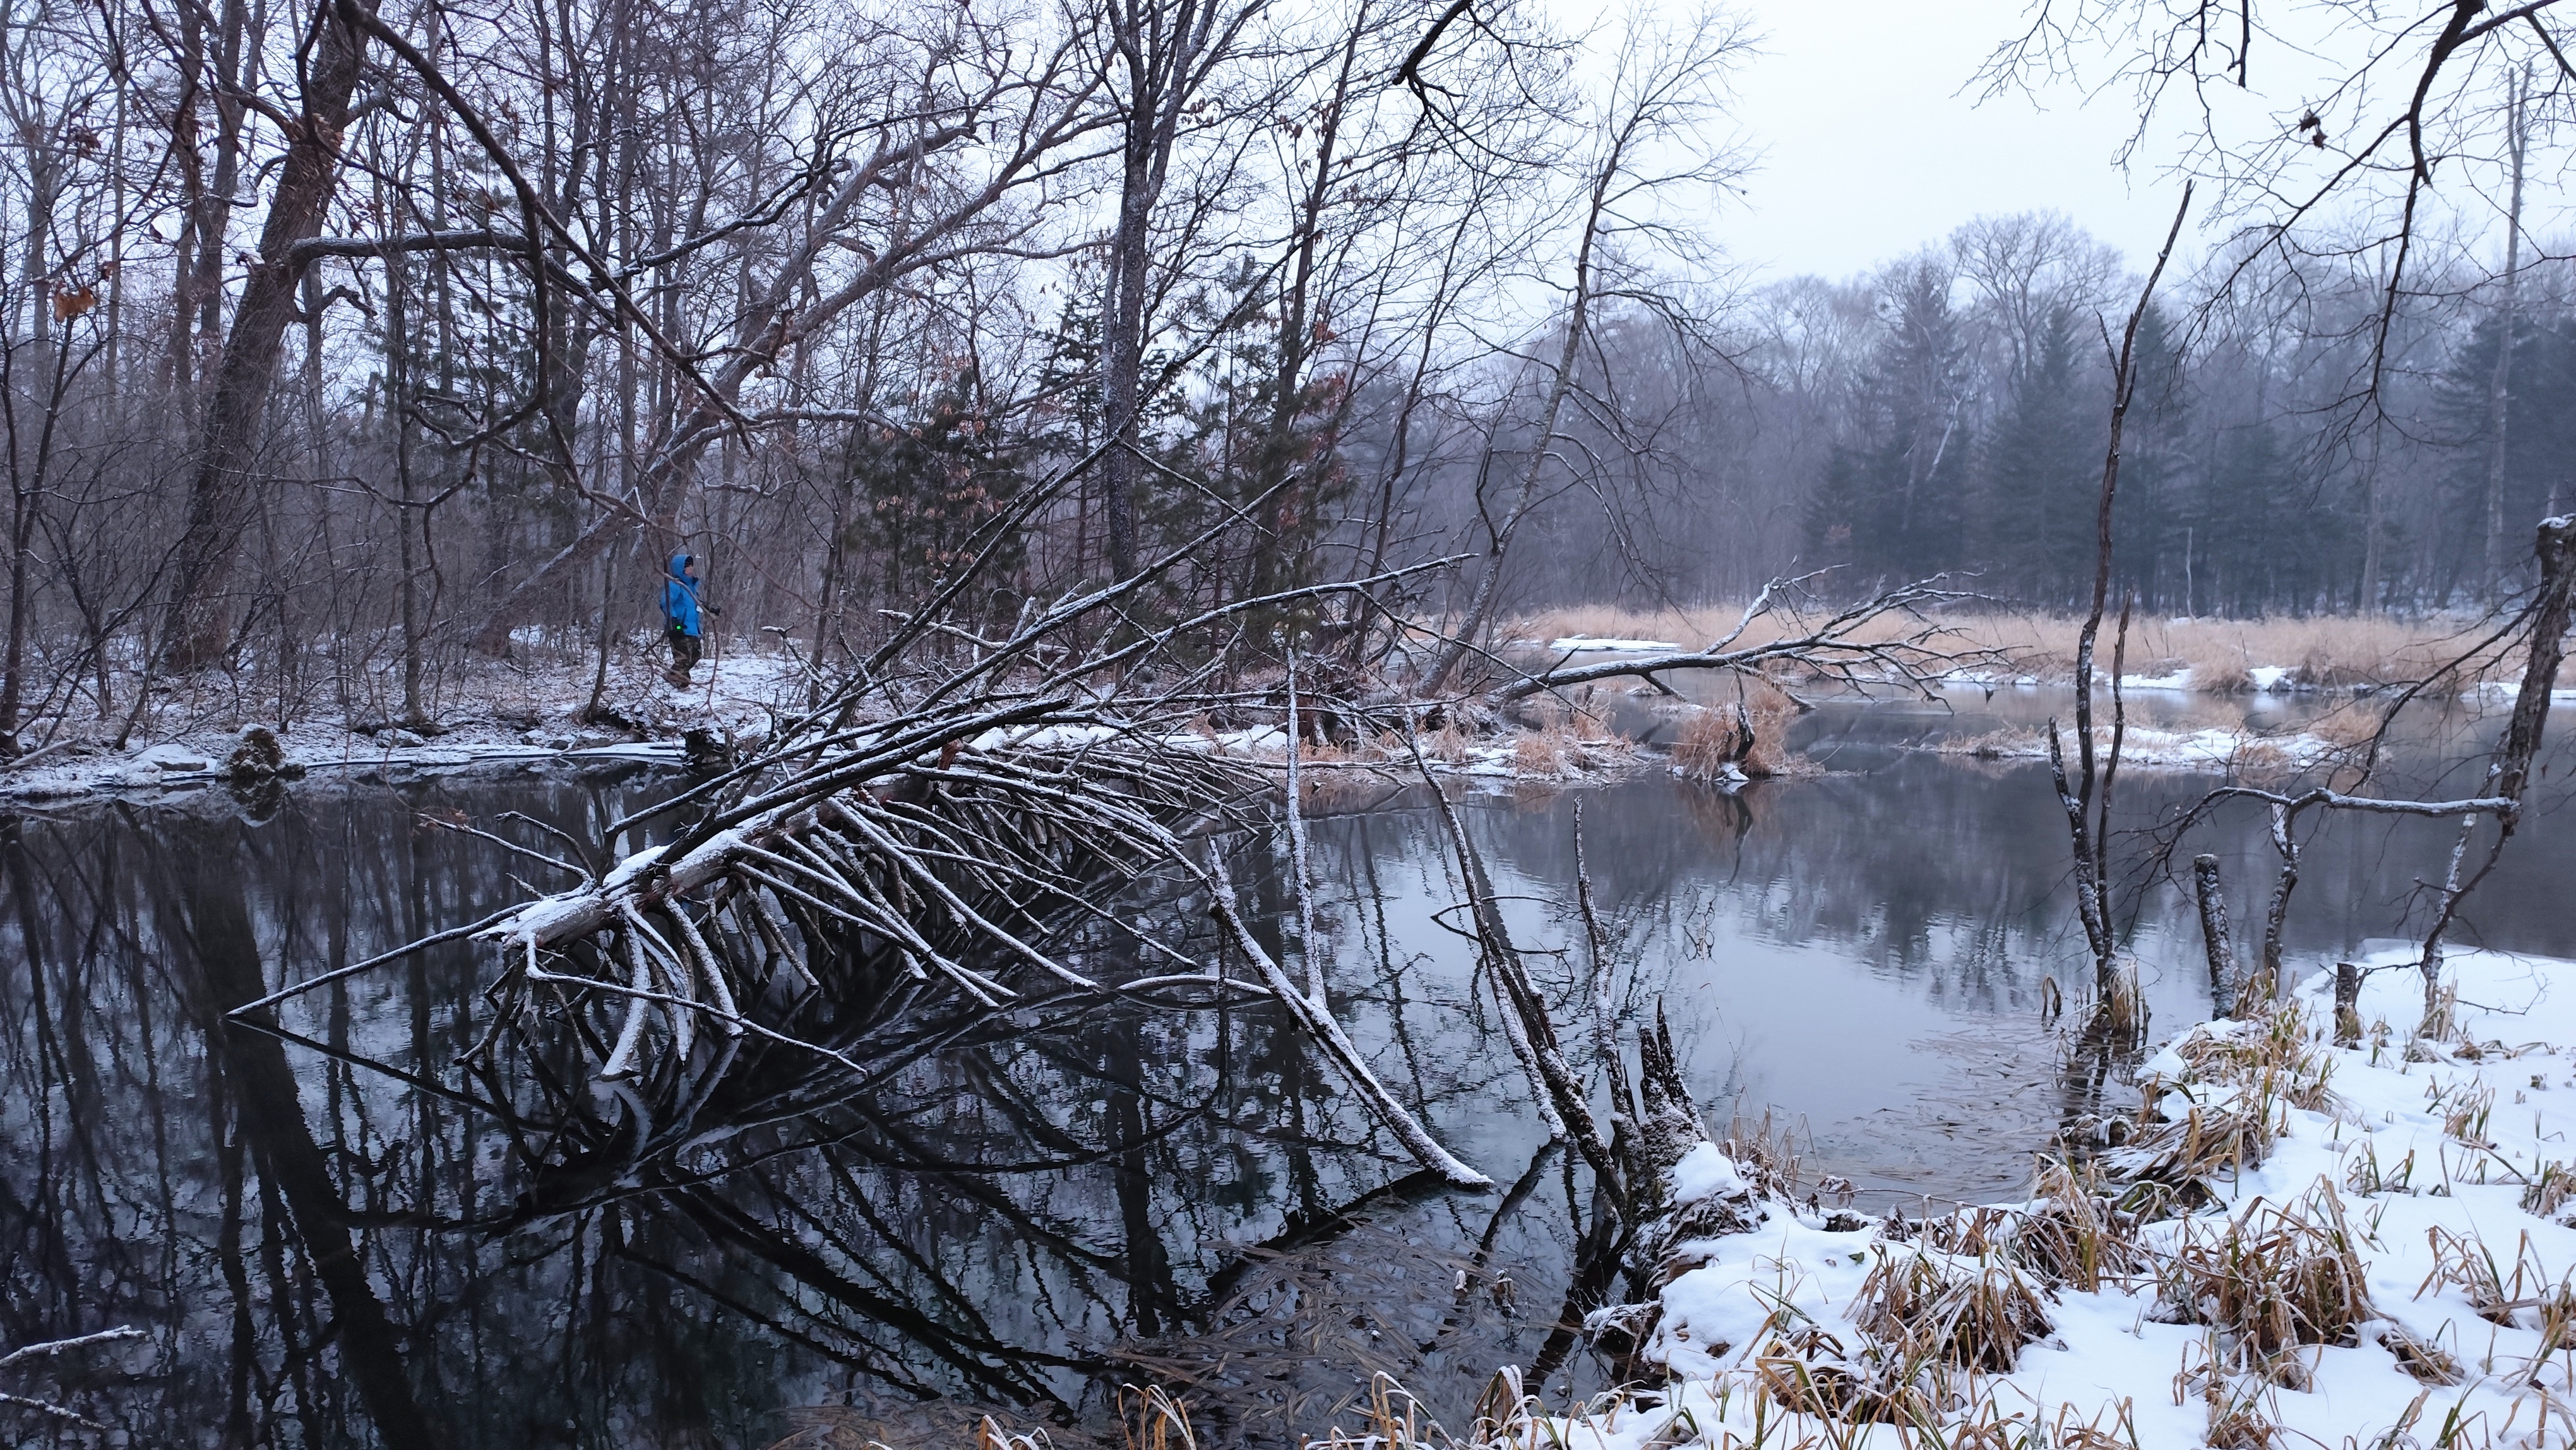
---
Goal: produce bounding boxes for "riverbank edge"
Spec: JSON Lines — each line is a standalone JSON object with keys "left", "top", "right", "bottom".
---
{"left": 1488, "top": 949, "right": 2576, "bottom": 1450}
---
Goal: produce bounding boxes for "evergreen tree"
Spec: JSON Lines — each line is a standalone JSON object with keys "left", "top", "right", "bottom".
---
{"left": 2109, "top": 303, "right": 2190, "bottom": 611}
{"left": 846, "top": 368, "right": 1027, "bottom": 613}
{"left": 1972, "top": 303, "right": 2099, "bottom": 605}
{"left": 2187, "top": 422, "right": 2354, "bottom": 615}
{"left": 2431, "top": 314, "right": 2576, "bottom": 596}
{"left": 1804, "top": 260, "right": 1972, "bottom": 585}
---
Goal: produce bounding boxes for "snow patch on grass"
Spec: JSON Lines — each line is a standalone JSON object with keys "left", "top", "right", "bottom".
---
{"left": 0, "top": 643, "right": 797, "bottom": 805}
{"left": 1525, "top": 948, "right": 2576, "bottom": 1450}
{"left": 1935, "top": 724, "right": 2338, "bottom": 773}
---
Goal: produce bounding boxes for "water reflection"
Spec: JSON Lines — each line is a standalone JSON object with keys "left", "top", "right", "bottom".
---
{"left": 0, "top": 769, "right": 1570, "bottom": 1447}
{"left": 4, "top": 693, "right": 2573, "bottom": 1445}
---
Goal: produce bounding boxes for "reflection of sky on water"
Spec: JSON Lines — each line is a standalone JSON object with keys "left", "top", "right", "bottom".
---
{"left": 5, "top": 688, "right": 2570, "bottom": 1444}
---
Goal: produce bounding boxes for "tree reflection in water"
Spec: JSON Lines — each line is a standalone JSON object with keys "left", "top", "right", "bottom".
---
{"left": 0, "top": 769, "right": 1566, "bottom": 1447}
{"left": 11, "top": 719, "right": 2576, "bottom": 1445}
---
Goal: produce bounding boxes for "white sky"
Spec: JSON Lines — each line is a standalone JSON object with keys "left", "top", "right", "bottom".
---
{"left": 1698, "top": 0, "right": 2573, "bottom": 290}
{"left": 1715, "top": 0, "right": 2188, "bottom": 282}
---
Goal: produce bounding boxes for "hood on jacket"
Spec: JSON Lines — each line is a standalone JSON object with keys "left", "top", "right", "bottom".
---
{"left": 667, "top": 553, "right": 694, "bottom": 581}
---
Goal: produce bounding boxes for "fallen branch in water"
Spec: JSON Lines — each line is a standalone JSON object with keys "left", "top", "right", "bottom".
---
{"left": 1487, "top": 572, "right": 1997, "bottom": 705}
{"left": 0, "top": 1326, "right": 147, "bottom": 1429}
{"left": 2154, "top": 513, "right": 2576, "bottom": 1031}
{"left": 237, "top": 562, "right": 1498, "bottom": 1192}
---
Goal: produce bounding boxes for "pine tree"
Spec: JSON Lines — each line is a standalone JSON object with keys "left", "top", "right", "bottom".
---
{"left": 1805, "top": 260, "right": 1972, "bottom": 586}
{"left": 2432, "top": 314, "right": 2576, "bottom": 597}
{"left": 846, "top": 368, "right": 1027, "bottom": 612}
{"left": 2190, "top": 422, "right": 2356, "bottom": 616}
{"left": 1972, "top": 303, "right": 2099, "bottom": 606}
{"left": 2109, "top": 304, "right": 2190, "bottom": 611}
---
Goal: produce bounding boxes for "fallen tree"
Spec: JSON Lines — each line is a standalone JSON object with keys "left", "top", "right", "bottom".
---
{"left": 231, "top": 527, "right": 1496, "bottom": 1190}
{"left": 1483, "top": 573, "right": 1999, "bottom": 706}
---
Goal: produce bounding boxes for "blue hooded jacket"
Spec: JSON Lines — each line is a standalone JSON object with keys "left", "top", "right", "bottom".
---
{"left": 661, "top": 553, "right": 705, "bottom": 637}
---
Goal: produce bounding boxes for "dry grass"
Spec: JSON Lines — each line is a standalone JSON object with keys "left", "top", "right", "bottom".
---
{"left": 2012, "top": 1159, "right": 2147, "bottom": 1291}
{"left": 1423, "top": 722, "right": 1472, "bottom": 764}
{"left": 2418, "top": 1226, "right": 2576, "bottom": 1349}
{"left": 2435, "top": 1079, "right": 2497, "bottom": 1147}
{"left": 1851, "top": 1245, "right": 2055, "bottom": 1374}
{"left": 2524, "top": 1162, "right": 2576, "bottom": 1219}
{"left": 2103, "top": 1004, "right": 2344, "bottom": 1204}
{"left": 2345, "top": 1139, "right": 2421, "bottom": 1197}
{"left": 1671, "top": 678, "right": 1803, "bottom": 780}
{"left": 2173, "top": 1010, "right": 2339, "bottom": 1115}
{"left": 2098, "top": 957, "right": 2147, "bottom": 1041}
{"left": 2156, "top": 1180, "right": 2376, "bottom": 1387}
{"left": 2102, "top": 1094, "right": 2272, "bottom": 1202}
{"left": 1296, "top": 1369, "right": 1563, "bottom": 1450}
{"left": 1719, "top": 1106, "right": 1809, "bottom": 1200}
{"left": 1501, "top": 716, "right": 1630, "bottom": 779}
{"left": 1512, "top": 605, "right": 2517, "bottom": 694}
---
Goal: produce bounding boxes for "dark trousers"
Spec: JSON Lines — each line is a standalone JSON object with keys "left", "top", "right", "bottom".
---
{"left": 667, "top": 627, "right": 703, "bottom": 673}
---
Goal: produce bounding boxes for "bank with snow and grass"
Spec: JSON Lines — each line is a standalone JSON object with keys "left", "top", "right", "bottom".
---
{"left": 0, "top": 645, "right": 806, "bottom": 805}
{"left": 1932, "top": 723, "right": 2349, "bottom": 774}
{"left": 0, "top": 648, "right": 1665, "bottom": 806}
{"left": 1489, "top": 949, "right": 2576, "bottom": 1450}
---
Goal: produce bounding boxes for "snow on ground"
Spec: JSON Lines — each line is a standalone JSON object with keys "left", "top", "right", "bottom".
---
{"left": 1937, "top": 724, "right": 2340, "bottom": 774}
{"left": 0, "top": 638, "right": 1637, "bottom": 806}
{"left": 1532, "top": 636, "right": 1685, "bottom": 654}
{"left": 0, "top": 643, "right": 804, "bottom": 805}
{"left": 2472, "top": 681, "right": 2576, "bottom": 704}
{"left": 1536, "top": 948, "right": 2576, "bottom": 1449}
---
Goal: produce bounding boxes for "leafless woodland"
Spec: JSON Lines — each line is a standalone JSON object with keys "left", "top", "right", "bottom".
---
{"left": 1, "top": 0, "right": 2575, "bottom": 757}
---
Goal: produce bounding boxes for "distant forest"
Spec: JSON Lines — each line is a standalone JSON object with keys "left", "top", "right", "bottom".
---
{"left": 1637, "top": 220, "right": 2576, "bottom": 620}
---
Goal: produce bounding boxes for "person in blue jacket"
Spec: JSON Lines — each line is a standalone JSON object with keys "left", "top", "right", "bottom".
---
{"left": 660, "top": 552, "right": 718, "bottom": 685}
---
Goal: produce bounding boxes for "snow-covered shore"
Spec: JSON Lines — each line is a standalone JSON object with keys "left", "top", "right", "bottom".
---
{"left": 1932, "top": 723, "right": 2347, "bottom": 774}
{"left": 0, "top": 644, "right": 1656, "bottom": 808}
{"left": 0, "top": 647, "right": 806, "bottom": 806}
{"left": 1543, "top": 949, "right": 2576, "bottom": 1449}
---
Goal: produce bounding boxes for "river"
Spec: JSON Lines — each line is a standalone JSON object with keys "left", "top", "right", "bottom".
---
{"left": 4, "top": 687, "right": 2570, "bottom": 1446}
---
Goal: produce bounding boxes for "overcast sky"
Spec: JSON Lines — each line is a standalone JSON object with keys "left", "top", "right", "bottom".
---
{"left": 1716, "top": 0, "right": 2185, "bottom": 282}
{"left": 1703, "top": 0, "right": 2572, "bottom": 291}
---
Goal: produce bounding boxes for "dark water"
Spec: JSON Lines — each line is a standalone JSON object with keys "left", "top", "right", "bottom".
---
{"left": 6, "top": 693, "right": 2573, "bottom": 1447}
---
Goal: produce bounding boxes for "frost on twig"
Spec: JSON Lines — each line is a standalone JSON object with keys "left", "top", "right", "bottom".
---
{"left": 0, "top": 1326, "right": 147, "bottom": 1430}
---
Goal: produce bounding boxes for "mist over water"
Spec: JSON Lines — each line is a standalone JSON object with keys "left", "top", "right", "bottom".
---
{"left": 6, "top": 692, "right": 2572, "bottom": 1445}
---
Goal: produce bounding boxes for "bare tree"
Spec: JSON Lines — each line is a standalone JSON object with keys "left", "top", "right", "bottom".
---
{"left": 1981, "top": 0, "right": 2575, "bottom": 404}
{"left": 1095, "top": 0, "right": 1267, "bottom": 582}
{"left": 156, "top": 0, "right": 369, "bottom": 669}
{"left": 2049, "top": 186, "right": 2190, "bottom": 1001}
{"left": 2479, "top": 66, "right": 2531, "bottom": 591}
{"left": 1419, "top": 3, "right": 1750, "bottom": 694}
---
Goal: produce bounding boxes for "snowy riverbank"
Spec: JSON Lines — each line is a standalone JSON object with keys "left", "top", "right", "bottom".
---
{"left": 0, "top": 646, "right": 808, "bottom": 805}
{"left": 1931, "top": 722, "right": 2347, "bottom": 774}
{"left": 0, "top": 644, "right": 1659, "bottom": 807}
{"left": 1532, "top": 949, "right": 2576, "bottom": 1450}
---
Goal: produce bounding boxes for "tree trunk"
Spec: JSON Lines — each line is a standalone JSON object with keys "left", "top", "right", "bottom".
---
{"left": 2194, "top": 853, "right": 2235, "bottom": 1017}
{"left": 1247, "top": 11, "right": 1364, "bottom": 606}
{"left": 2359, "top": 416, "right": 2385, "bottom": 611}
{"left": 1099, "top": 133, "right": 1155, "bottom": 582}
{"left": 158, "top": 0, "right": 369, "bottom": 669}
{"left": 2480, "top": 70, "right": 2527, "bottom": 594}
{"left": 387, "top": 254, "right": 428, "bottom": 728}
{"left": 2418, "top": 514, "right": 2575, "bottom": 1021}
